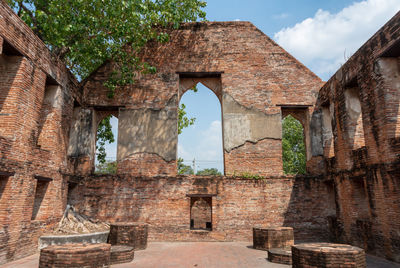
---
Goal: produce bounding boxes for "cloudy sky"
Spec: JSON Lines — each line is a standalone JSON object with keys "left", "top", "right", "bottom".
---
{"left": 102, "top": 0, "right": 400, "bottom": 172}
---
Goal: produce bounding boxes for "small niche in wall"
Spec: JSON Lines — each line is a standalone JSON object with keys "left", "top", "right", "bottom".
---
{"left": 190, "top": 196, "right": 212, "bottom": 231}
{"left": 37, "top": 77, "right": 61, "bottom": 150}
{"left": 322, "top": 103, "right": 334, "bottom": 158}
{"left": 344, "top": 79, "right": 365, "bottom": 150}
{"left": 31, "top": 176, "right": 51, "bottom": 221}
{"left": 0, "top": 174, "right": 12, "bottom": 224}
{"left": 350, "top": 176, "right": 369, "bottom": 219}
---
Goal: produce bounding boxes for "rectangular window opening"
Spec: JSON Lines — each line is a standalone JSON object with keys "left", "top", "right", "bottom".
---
{"left": 322, "top": 103, "right": 335, "bottom": 158}
{"left": 344, "top": 81, "right": 366, "bottom": 150}
{"left": 31, "top": 179, "right": 50, "bottom": 221}
{"left": 190, "top": 196, "right": 212, "bottom": 231}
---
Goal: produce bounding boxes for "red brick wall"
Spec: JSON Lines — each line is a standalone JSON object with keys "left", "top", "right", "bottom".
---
{"left": 83, "top": 21, "right": 322, "bottom": 177}
{"left": 308, "top": 11, "right": 400, "bottom": 262}
{"left": 0, "top": 2, "right": 78, "bottom": 264}
{"left": 69, "top": 175, "right": 336, "bottom": 242}
{"left": 117, "top": 153, "right": 176, "bottom": 177}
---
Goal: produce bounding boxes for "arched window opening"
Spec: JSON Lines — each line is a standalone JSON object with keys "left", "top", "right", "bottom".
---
{"left": 95, "top": 114, "right": 118, "bottom": 174}
{"left": 177, "top": 82, "right": 223, "bottom": 175}
{"left": 282, "top": 114, "right": 306, "bottom": 175}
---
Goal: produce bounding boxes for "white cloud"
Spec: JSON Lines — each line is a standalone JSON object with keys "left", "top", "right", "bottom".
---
{"left": 178, "top": 143, "right": 193, "bottom": 161}
{"left": 273, "top": 0, "right": 400, "bottom": 80}
{"left": 273, "top": 13, "right": 289, "bottom": 20}
{"left": 178, "top": 120, "right": 224, "bottom": 171}
{"left": 197, "top": 120, "right": 223, "bottom": 160}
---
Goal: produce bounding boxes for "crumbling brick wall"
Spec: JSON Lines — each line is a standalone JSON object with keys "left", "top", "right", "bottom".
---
{"left": 308, "top": 11, "right": 400, "bottom": 262}
{"left": 81, "top": 21, "right": 322, "bottom": 177}
{"left": 68, "top": 175, "right": 336, "bottom": 242}
{"left": 0, "top": 2, "right": 79, "bottom": 264}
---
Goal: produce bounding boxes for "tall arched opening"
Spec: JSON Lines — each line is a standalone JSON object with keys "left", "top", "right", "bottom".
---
{"left": 178, "top": 76, "right": 224, "bottom": 175}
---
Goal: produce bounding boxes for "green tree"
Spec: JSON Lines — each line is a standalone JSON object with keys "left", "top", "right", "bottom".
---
{"left": 177, "top": 157, "right": 194, "bottom": 174}
{"left": 7, "top": 0, "right": 206, "bottom": 94}
{"left": 282, "top": 115, "right": 306, "bottom": 174}
{"left": 178, "top": 85, "right": 197, "bottom": 134}
{"left": 196, "top": 168, "right": 221, "bottom": 176}
{"left": 95, "top": 160, "right": 117, "bottom": 174}
{"left": 7, "top": 0, "right": 206, "bottom": 160}
{"left": 96, "top": 115, "right": 115, "bottom": 165}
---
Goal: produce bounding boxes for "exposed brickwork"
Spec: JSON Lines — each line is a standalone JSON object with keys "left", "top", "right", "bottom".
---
{"left": 38, "top": 243, "right": 111, "bottom": 268}
{"left": 225, "top": 139, "right": 283, "bottom": 176}
{"left": 83, "top": 21, "right": 322, "bottom": 176}
{"left": 190, "top": 197, "right": 212, "bottom": 230}
{"left": 117, "top": 154, "right": 176, "bottom": 177}
{"left": 268, "top": 248, "right": 292, "bottom": 265}
{"left": 308, "top": 11, "right": 400, "bottom": 262}
{"left": 1, "top": 0, "right": 400, "bottom": 265}
{"left": 292, "top": 243, "right": 366, "bottom": 268}
{"left": 110, "top": 245, "right": 134, "bottom": 265}
{"left": 0, "top": 2, "right": 79, "bottom": 265}
{"left": 69, "top": 175, "right": 336, "bottom": 242}
{"left": 108, "top": 222, "right": 148, "bottom": 250}
{"left": 253, "top": 227, "right": 294, "bottom": 250}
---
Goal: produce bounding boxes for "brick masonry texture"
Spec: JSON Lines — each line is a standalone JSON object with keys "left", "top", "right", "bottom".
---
{"left": 82, "top": 20, "right": 322, "bottom": 177}
{"left": 291, "top": 243, "right": 366, "bottom": 268}
{"left": 108, "top": 222, "right": 148, "bottom": 250}
{"left": 0, "top": 1, "right": 79, "bottom": 265}
{"left": 110, "top": 245, "right": 135, "bottom": 265}
{"left": 38, "top": 243, "right": 111, "bottom": 268}
{"left": 1, "top": 0, "right": 400, "bottom": 265}
{"left": 69, "top": 175, "right": 336, "bottom": 242}
{"left": 268, "top": 248, "right": 292, "bottom": 265}
{"left": 307, "top": 11, "right": 400, "bottom": 262}
{"left": 253, "top": 227, "right": 294, "bottom": 250}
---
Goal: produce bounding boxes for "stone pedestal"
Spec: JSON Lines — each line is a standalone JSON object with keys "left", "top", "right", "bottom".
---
{"left": 108, "top": 222, "right": 148, "bottom": 250}
{"left": 253, "top": 226, "right": 294, "bottom": 250}
{"left": 110, "top": 245, "right": 135, "bottom": 265}
{"left": 268, "top": 248, "right": 292, "bottom": 265}
{"left": 39, "top": 243, "right": 111, "bottom": 268}
{"left": 292, "top": 243, "right": 366, "bottom": 268}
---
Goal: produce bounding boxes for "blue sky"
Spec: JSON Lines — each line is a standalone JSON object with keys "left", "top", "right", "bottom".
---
{"left": 101, "top": 0, "right": 400, "bottom": 172}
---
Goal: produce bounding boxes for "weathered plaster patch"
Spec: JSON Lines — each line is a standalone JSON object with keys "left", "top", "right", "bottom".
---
{"left": 222, "top": 94, "right": 281, "bottom": 152}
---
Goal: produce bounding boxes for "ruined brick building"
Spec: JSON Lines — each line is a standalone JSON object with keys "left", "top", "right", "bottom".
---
{"left": 0, "top": 0, "right": 399, "bottom": 265}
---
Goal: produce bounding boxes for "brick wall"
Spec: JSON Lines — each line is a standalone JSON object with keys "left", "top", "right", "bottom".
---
{"left": 82, "top": 21, "right": 322, "bottom": 176}
{"left": 0, "top": 2, "right": 78, "bottom": 264}
{"left": 69, "top": 175, "right": 336, "bottom": 242}
{"left": 308, "top": 11, "right": 400, "bottom": 262}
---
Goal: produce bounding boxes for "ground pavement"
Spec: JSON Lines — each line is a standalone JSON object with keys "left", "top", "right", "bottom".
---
{"left": 2, "top": 242, "right": 400, "bottom": 268}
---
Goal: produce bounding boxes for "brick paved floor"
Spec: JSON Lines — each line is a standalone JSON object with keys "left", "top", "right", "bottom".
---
{"left": 1, "top": 242, "right": 400, "bottom": 268}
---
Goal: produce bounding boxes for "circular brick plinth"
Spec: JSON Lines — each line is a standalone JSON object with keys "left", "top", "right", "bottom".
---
{"left": 292, "top": 243, "right": 366, "bottom": 268}
{"left": 268, "top": 248, "right": 292, "bottom": 265}
{"left": 39, "top": 243, "right": 111, "bottom": 268}
{"left": 108, "top": 222, "right": 148, "bottom": 250}
{"left": 110, "top": 245, "right": 135, "bottom": 265}
{"left": 253, "top": 226, "right": 294, "bottom": 250}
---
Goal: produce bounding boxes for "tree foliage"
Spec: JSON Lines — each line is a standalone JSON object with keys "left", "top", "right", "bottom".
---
{"left": 95, "top": 160, "right": 117, "bottom": 174}
{"left": 178, "top": 85, "right": 197, "bottom": 135}
{"left": 96, "top": 115, "right": 115, "bottom": 165}
{"left": 7, "top": 0, "right": 207, "bottom": 94}
{"left": 177, "top": 157, "right": 194, "bottom": 174}
{"left": 196, "top": 168, "right": 221, "bottom": 176}
{"left": 282, "top": 115, "right": 306, "bottom": 174}
{"left": 7, "top": 0, "right": 207, "bottom": 160}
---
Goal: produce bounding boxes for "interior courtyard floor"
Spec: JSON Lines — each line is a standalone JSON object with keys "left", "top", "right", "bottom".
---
{"left": 2, "top": 242, "right": 400, "bottom": 268}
